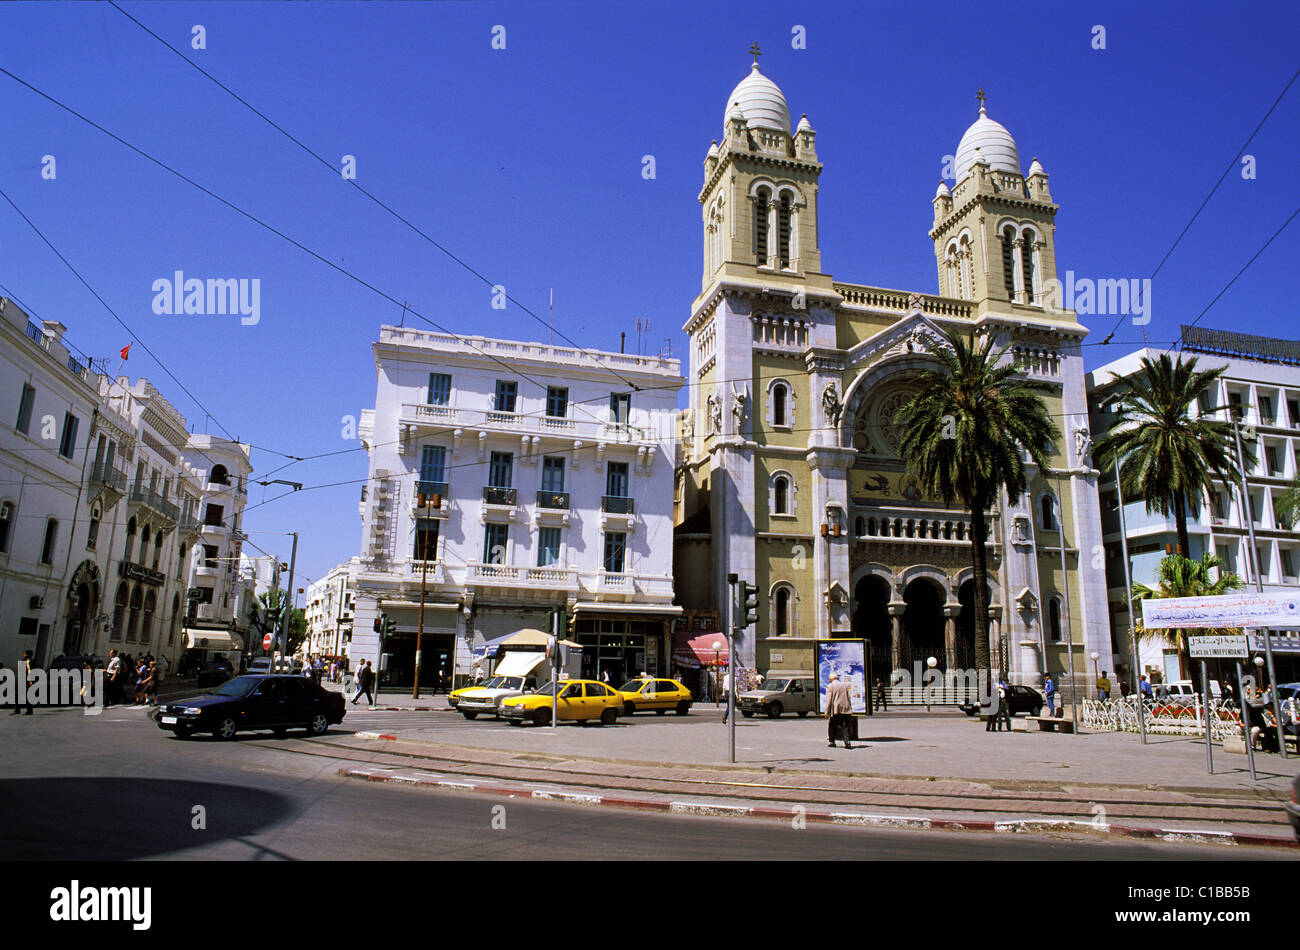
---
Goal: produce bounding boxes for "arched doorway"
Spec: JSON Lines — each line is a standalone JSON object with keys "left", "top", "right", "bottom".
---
{"left": 63, "top": 561, "right": 101, "bottom": 656}
{"left": 901, "top": 578, "right": 946, "bottom": 671}
{"left": 956, "top": 579, "right": 991, "bottom": 671}
{"left": 852, "top": 575, "right": 892, "bottom": 679}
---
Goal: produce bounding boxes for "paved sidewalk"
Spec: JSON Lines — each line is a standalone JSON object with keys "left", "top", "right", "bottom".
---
{"left": 322, "top": 681, "right": 454, "bottom": 710}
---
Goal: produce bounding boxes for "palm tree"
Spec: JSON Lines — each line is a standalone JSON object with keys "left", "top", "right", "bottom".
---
{"left": 1277, "top": 475, "right": 1300, "bottom": 530}
{"left": 1132, "top": 551, "right": 1244, "bottom": 692}
{"left": 1093, "top": 353, "right": 1240, "bottom": 560}
{"left": 894, "top": 329, "right": 1060, "bottom": 673}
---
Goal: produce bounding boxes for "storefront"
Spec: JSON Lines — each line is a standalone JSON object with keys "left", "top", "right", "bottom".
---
{"left": 378, "top": 601, "right": 459, "bottom": 691}
{"left": 570, "top": 604, "right": 680, "bottom": 686}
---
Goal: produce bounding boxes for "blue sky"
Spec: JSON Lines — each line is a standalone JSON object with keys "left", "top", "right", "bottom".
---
{"left": 3, "top": 0, "right": 1298, "bottom": 587}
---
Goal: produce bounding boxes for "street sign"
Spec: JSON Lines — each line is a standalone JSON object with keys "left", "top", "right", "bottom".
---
{"left": 1188, "top": 635, "right": 1249, "bottom": 659}
{"left": 263, "top": 634, "right": 273, "bottom": 651}
{"left": 1140, "top": 592, "right": 1300, "bottom": 629}
{"left": 1249, "top": 632, "right": 1300, "bottom": 654}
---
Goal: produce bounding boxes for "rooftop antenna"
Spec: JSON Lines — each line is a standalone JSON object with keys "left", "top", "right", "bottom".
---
{"left": 636, "top": 317, "right": 649, "bottom": 355}
{"left": 398, "top": 300, "right": 408, "bottom": 328}
{"left": 549, "top": 288, "right": 554, "bottom": 346}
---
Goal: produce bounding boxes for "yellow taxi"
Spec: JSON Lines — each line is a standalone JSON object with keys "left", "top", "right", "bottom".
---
{"left": 499, "top": 679, "right": 622, "bottom": 727}
{"left": 616, "top": 677, "right": 693, "bottom": 716}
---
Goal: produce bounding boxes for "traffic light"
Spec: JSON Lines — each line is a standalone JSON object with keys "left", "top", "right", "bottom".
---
{"left": 373, "top": 615, "right": 382, "bottom": 633}
{"left": 736, "top": 580, "right": 760, "bottom": 629}
{"left": 383, "top": 615, "right": 398, "bottom": 638}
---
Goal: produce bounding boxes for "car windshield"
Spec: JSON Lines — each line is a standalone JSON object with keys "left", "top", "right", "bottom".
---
{"left": 761, "top": 679, "right": 789, "bottom": 692}
{"left": 619, "top": 679, "right": 650, "bottom": 692}
{"left": 211, "top": 677, "right": 259, "bottom": 698}
{"left": 495, "top": 677, "right": 524, "bottom": 690}
{"left": 531, "top": 681, "right": 557, "bottom": 694}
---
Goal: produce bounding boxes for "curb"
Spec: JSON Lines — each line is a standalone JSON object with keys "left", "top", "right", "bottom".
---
{"left": 336, "top": 765, "right": 1299, "bottom": 850}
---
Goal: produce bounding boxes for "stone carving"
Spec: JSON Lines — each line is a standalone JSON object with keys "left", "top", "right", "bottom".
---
{"left": 1073, "top": 426, "right": 1091, "bottom": 464}
{"left": 907, "top": 292, "right": 924, "bottom": 314}
{"left": 821, "top": 381, "right": 842, "bottom": 427}
{"left": 707, "top": 391, "right": 722, "bottom": 435}
{"left": 731, "top": 384, "right": 747, "bottom": 428}
{"left": 682, "top": 409, "right": 694, "bottom": 441}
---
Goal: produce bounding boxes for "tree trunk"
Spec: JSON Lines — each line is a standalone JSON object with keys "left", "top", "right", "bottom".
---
{"left": 1173, "top": 491, "right": 1190, "bottom": 559}
{"left": 969, "top": 497, "right": 992, "bottom": 674}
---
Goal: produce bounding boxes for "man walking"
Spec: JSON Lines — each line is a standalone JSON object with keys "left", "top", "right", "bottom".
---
{"left": 16, "top": 650, "right": 35, "bottom": 715}
{"left": 824, "top": 673, "right": 854, "bottom": 749}
{"left": 352, "top": 659, "right": 375, "bottom": 706}
{"left": 874, "top": 676, "right": 889, "bottom": 712}
{"left": 1044, "top": 673, "right": 1056, "bottom": 717}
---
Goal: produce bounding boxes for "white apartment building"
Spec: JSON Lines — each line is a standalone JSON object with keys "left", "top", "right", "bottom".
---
{"left": 304, "top": 561, "right": 353, "bottom": 658}
{"left": 182, "top": 435, "right": 255, "bottom": 658}
{"left": 0, "top": 299, "right": 102, "bottom": 667}
{"left": 351, "top": 327, "right": 684, "bottom": 690}
{"left": 1088, "top": 327, "right": 1300, "bottom": 683}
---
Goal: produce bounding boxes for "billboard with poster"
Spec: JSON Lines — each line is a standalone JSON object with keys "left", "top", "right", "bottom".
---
{"left": 815, "top": 639, "right": 869, "bottom": 715}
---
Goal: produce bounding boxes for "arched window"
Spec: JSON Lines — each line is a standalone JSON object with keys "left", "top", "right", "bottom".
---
{"left": 0, "top": 501, "right": 12, "bottom": 554}
{"left": 777, "top": 193, "right": 792, "bottom": 268}
{"left": 1041, "top": 493, "right": 1056, "bottom": 530}
{"left": 124, "top": 517, "right": 137, "bottom": 562}
{"left": 127, "top": 585, "right": 142, "bottom": 642}
{"left": 776, "top": 587, "right": 791, "bottom": 635}
{"left": 855, "top": 516, "right": 865, "bottom": 537}
{"left": 142, "top": 591, "right": 156, "bottom": 647}
{"left": 210, "top": 464, "right": 230, "bottom": 486}
{"left": 1021, "top": 229, "right": 1038, "bottom": 304}
{"left": 1001, "top": 226, "right": 1017, "bottom": 300}
{"left": 774, "top": 476, "right": 790, "bottom": 515}
{"left": 111, "top": 582, "right": 129, "bottom": 641}
{"left": 152, "top": 530, "right": 164, "bottom": 570}
{"left": 1049, "top": 597, "right": 1062, "bottom": 642}
{"left": 754, "top": 188, "right": 771, "bottom": 265}
{"left": 178, "top": 543, "right": 188, "bottom": 579}
{"left": 773, "top": 384, "right": 788, "bottom": 426}
{"left": 170, "top": 594, "right": 180, "bottom": 646}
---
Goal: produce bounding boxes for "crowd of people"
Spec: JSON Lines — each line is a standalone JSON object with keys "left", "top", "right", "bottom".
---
{"left": 102, "top": 648, "right": 168, "bottom": 707}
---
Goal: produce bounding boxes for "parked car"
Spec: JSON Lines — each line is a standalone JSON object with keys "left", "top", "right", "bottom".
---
{"left": 247, "top": 657, "right": 294, "bottom": 675}
{"left": 195, "top": 658, "right": 235, "bottom": 687}
{"left": 457, "top": 674, "right": 542, "bottom": 719}
{"left": 48, "top": 654, "right": 104, "bottom": 671}
{"left": 499, "top": 679, "right": 621, "bottom": 726}
{"left": 153, "top": 674, "right": 345, "bottom": 740}
{"left": 737, "top": 676, "right": 816, "bottom": 718}
{"left": 616, "top": 677, "right": 692, "bottom": 716}
{"left": 958, "top": 684, "right": 1045, "bottom": 717}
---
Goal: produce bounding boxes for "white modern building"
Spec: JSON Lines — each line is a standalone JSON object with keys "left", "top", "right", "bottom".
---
{"left": 0, "top": 298, "right": 102, "bottom": 667}
{"left": 1087, "top": 327, "right": 1300, "bottom": 684}
{"left": 351, "top": 326, "right": 684, "bottom": 690}
{"left": 304, "top": 561, "right": 354, "bottom": 659}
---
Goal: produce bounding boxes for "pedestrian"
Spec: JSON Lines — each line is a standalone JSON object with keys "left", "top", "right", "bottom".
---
{"left": 998, "top": 676, "right": 1012, "bottom": 730}
{"left": 352, "top": 659, "right": 375, "bottom": 706}
{"left": 1097, "top": 670, "right": 1112, "bottom": 700}
{"left": 134, "top": 658, "right": 149, "bottom": 704}
{"left": 156, "top": 652, "right": 169, "bottom": 684}
{"left": 824, "top": 673, "right": 854, "bottom": 749}
{"left": 142, "top": 662, "right": 158, "bottom": 706}
{"left": 1044, "top": 673, "right": 1056, "bottom": 717}
{"left": 105, "top": 649, "right": 122, "bottom": 707}
{"left": 983, "top": 680, "right": 1002, "bottom": 731}
{"left": 1139, "top": 674, "right": 1153, "bottom": 702}
{"left": 16, "top": 650, "right": 35, "bottom": 715}
{"left": 874, "top": 676, "right": 889, "bottom": 712}
{"left": 721, "top": 668, "right": 734, "bottom": 722}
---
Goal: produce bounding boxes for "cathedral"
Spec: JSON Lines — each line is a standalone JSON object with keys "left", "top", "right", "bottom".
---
{"left": 673, "top": 55, "right": 1113, "bottom": 691}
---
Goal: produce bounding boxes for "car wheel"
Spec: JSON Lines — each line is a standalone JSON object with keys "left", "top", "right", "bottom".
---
{"left": 654, "top": 708, "right": 667, "bottom": 716}
{"left": 741, "top": 710, "right": 754, "bottom": 718}
{"left": 462, "top": 710, "right": 478, "bottom": 720}
{"left": 309, "top": 713, "right": 329, "bottom": 736}
{"left": 532, "top": 707, "right": 552, "bottom": 727}
{"left": 676, "top": 701, "right": 690, "bottom": 716}
{"left": 600, "top": 708, "right": 618, "bottom": 726}
{"left": 624, "top": 702, "right": 636, "bottom": 716}
{"left": 508, "top": 719, "right": 523, "bottom": 727}
{"left": 797, "top": 710, "right": 809, "bottom": 718}
{"left": 272, "top": 727, "right": 288, "bottom": 738}
{"left": 766, "top": 702, "right": 783, "bottom": 719}
{"left": 172, "top": 727, "right": 192, "bottom": 740}
{"left": 1032, "top": 706, "right": 1042, "bottom": 718}
{"left": 215, "top": 717, "right": 237, "bottom": 740}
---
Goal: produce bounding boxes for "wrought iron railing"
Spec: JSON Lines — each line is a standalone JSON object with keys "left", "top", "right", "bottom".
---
{"left": 536, "top": 490, "right": 570, "bottom": 510}
{"left": 1082, "top": 696, "right": 1244, "bottom": 741}
{"left": 602, "top": 494, "right": 634, "bottom": 514}
{"left": 482, "top": 486, "right": 517, "bottom": 506}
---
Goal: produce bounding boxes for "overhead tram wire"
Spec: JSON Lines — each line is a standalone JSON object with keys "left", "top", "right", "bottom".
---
{"left": 0, "top": 66, "right": 628, "bottom": 436}
{"left": 108, "top": 0, "right": 645, "bottom": 396}
{"left": 1097, "top": 63, "right": 1300, "bottom": 346}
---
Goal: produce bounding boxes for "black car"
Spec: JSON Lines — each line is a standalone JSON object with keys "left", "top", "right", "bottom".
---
{"left": 959, "top": 684, "right": 1045, "bottom": 718}
{"left": 154, "top": 674, "right": 346, "bottom": 740}
{"left": 195, "top": 658, "right": 235, "bottom": 688}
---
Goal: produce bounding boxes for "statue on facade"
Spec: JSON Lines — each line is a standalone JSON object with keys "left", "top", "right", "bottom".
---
{"left": 1073, "top": 426, "right": 1092, "bottom": 464}
{"left": 682, "top": 408, "right": 695, "bottom": 441}
{"left": 707, "top": 391, "right": 722, "bottom": 435}
{"left": 821, "top": 381, "right": 842, "bottom": 427}
{"left": 731, "top": 384, "right": 747, "bottom": 429}
{"left": 907, "top": 292, "right": 924, "bottom": 314}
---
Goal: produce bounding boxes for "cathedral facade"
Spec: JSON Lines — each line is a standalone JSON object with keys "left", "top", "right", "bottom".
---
{"left": 674, "top": 60, "right": 1113, "bottom": 690}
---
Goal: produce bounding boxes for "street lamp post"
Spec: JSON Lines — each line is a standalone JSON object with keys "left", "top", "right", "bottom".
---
{"left": 1090, "top": 651, "right": 1100, "bottom": 687}
{"left": 925, "top": 656, "right": 937, "bottom": 713}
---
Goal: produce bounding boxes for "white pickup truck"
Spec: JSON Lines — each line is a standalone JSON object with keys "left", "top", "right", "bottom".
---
{"left": 457, "top": 650, "right": 547, "bottom": 719}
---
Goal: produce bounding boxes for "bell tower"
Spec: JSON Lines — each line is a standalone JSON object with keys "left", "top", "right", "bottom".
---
{"left": 699, "top": 47, "right": 824, "bottom": 291}
{"left": 929, "top": 91, "right": 1060, "bottom": 314}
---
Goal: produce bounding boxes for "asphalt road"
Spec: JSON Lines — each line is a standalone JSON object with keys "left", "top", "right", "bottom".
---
{"left": 0, "top": 706, "right": 1284, "bottom": 861}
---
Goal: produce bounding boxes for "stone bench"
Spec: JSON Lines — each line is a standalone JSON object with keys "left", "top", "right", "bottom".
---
{"left": 1026, "top": 715, "right": 1075, "bottom": 733}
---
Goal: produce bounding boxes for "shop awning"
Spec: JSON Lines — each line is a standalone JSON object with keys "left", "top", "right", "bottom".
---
{"left": 572, "top": 602, "right": 682, "bottom": 616}
{"left": 672, "top": 632, "right": 729, "bottom": 668}
{"left": 493, "top": 651, "right": 547, "bottom": 678}
{"left": 184, "top": 629, "right": 241, "bottom": 651}
{"left": 500, "top": 628, "right": 552, "bottom": 647}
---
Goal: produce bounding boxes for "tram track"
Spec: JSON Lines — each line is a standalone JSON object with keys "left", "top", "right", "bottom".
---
{"left": 250, "top": 734, "right": 1290, "bottom": 829}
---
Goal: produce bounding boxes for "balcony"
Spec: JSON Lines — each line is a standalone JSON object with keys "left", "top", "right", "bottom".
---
{"left": 399, "top": 402, "right": 659, "bottom": 445}
{"left": 177, "top": 518, "right": 202, "bottom": 538}
{"left": 483, "top": 486, "right": 518, "bottom": 507}
{"left": 88, "top": 462, "right": 127, "bottom": 509}
{"left": 468, "top": 562, "right": 579, "bottom": 589}
{"left": 196, "top": 603, "right": 223, "bottom": 622}
{"left": 127, "top": 480, "right": 180, "bottom": 525}
{"left": 602, "top": 495, "right": 635, "bottom": 515}
{"left": 536, "top": 490, "right": 570, "bottom": 510}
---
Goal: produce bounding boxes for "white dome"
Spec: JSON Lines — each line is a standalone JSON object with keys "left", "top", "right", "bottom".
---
{"left": 953, "top": 106, "right": 1020, "bottom": 182}
{"left": 935, "top": 181, "right": 950, "bottom": 198}
{"left": 1027, "top": 157, "right": 1046, "bottom": 176}
{"left": 724, "top": 64, "right": 791, "bottom": 133}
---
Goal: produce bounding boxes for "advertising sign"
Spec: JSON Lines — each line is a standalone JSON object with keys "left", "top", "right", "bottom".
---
{"left": 1187, "top": 635, "right": 1249, "bottom": 659}
{"left": 1140, "top": 592, "right": 1300, "bottom": 630}
{"left": 814, "top": 639, "right": 868, "bottom": 715}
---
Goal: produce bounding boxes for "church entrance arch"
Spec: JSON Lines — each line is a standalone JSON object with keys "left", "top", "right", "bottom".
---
{"left": 63, "top": 560, "right": 101, "bottom": 656}
{"left": 851, "top": 574, "right": 892, "bottom": 681}
{"left": 900, "top": 578, "right": 946, "bottom": 672}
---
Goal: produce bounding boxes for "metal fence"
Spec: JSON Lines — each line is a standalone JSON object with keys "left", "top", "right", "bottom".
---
{"left": 1082, "top": 696, "right": 1244, "bottom": 742}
